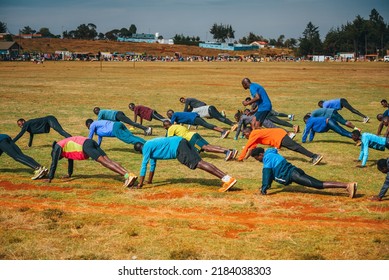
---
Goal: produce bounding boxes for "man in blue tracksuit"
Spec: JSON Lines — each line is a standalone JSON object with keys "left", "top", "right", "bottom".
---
{"left": 166, "top": 110, "right": 230, "bottom": 139}
{"left": 133, "top": 136, "right": 236, "bottom": 192}
{"left": 310, "top": 108, "right": 360, "bottom": 131}
{"left": 302, "top": 115, "right": 353, "bottom": 143}
{"left": 351, "top": 130, "right": 389, "bottom": 167}
{"left": 318, "top": 98, "right": 369, "bottom": 123}
{"left": 86, "top": 119, "right": 146, "bottom": 147}
{"left": 241, "top": 78, "right": 272, "bottom": 128}
{"left": 317, "top": 98, "right": 370, "bottom": 123}
{"left": 250, "top": 147, "right": 357, "bottom": 198}
{"left": 371, "top": 158, "right": 389, "bottom": 201}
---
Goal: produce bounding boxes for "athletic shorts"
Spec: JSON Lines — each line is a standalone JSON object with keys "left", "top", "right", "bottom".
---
{"left": 188, "top": 133, "right": 209, "bottom": 152}
{"left": 176, "top": 139, "right": 202, "bottom": 169}
{"left": 82, "top": 139, "right": 106, "bottom": 160}
{"left": 254, "top": 110, "right": 271, "bottom": 125}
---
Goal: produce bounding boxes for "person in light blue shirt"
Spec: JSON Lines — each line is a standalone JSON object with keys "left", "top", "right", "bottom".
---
{"left": 318, "top": 98, "right": 368, "bottom": 123}
{"left": 250, "top": 147, "right": 356, "bottom": 198}
{"left": 302, "top": 115, "right": 352, "bottom": 143}
{"left": 133, "top": 136, "right": 237, "bottom": 192}
{"left": 351, "top": 130, "right": 389, "bottom": 167}
{"left": 311, "top": 108, "right": 359, "bottom": 130}
{"left": 93, "top": 107, "right": 152, "bottom": 136}
{"left": 86, "top": 119, "right": 145, "bottom": 147}
{"left": 241, "top": 78, "right": 272, "bottom": 128}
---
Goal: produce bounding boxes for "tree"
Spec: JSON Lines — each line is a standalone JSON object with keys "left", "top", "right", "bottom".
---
{"left": 21, "top": 26, "right": 36, "bottom": 34}
{"left": 0, "top": 21, "right": 7, "bottom": 33}
{"left": 284, "top": 38, "right": 298, "bottom": 49}
{"left": 68, "top": 23, "right": 97, "bottom": 40}
{"left": 298, "top": 21, "right": 323, "bottom": 56}
{"left": 119, "top": 28, "right": 130, "bottom": 38}
{"left": 39, "top": 27, "right": 55, "bottom": 38}
{"left": 276, "top": 34, "right": 285, "bottom": 48}
{"left": 105, "top": 29, "right": 120, "bottom": 41}
{"left": 209, "top": 23, "right": 235, "bottom": 42}
{"left": 239, "top": 32, "right": 265, "bottom": 44}
{"left": 129, "top": 24, "right": 137, "bottom": 35}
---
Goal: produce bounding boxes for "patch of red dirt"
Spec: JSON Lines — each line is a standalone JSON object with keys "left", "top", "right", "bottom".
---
{"left": 1, "top": 181, "right": 388, "bottom": 239}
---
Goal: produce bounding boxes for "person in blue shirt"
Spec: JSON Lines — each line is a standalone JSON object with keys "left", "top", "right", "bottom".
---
{"left": 250, "top": 147, "right": 357, "bottom": 198}
{"left": 93, "top": 107, "right": 152, "bottom": 136}
{"left": 86, "top": 119, "right": 146, "bottom": 147}
{"left": 311, "top": 108, "right": 360, "bottom": 131}
{"left": 351, "top": 130, "right": 389, "bottom": 167}
{"left": 302, "top": 114, "right": 353, "bottom": 143}
{"left": 133, "top": 136, "right": 237, "bottom": 192}
{"left": 0, "top": 133, "right": 47, "bottom": 179}
{"left": 241, "top": 78, "right": 272, "bottom": 128}
{"left": 166, "top": 110, "right": 230, "bottom": 139}
{"left": 371, "top": 158, "right": 389, "bottom": 201}
{"left": 318, "top": 98, "right": 369, "bottom": 123}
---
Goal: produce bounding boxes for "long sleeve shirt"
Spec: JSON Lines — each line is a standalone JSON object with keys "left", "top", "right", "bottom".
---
{"left": 97, "top": 109, "right": 118, "bottom": 121}
{"left": 170, "top": 112, "right": 199, "bottom": 125}
{"left": 238, "top": 128, "right": 287, "bottom": 161}
{"left": 0, "top": 134, "right": 11, "bottom": 156}
{"left": 311, "top": 108, "right": 335, "bottom": 118}
{"left": 302, "top": 117, "right": 329, "bottom": 143}
{"left": 261, "top": 148, "right": 296, "bottom": 194}
{"left": 88, "top": 120, "right": 115, "bottom": 145}
{"left": 140, "top": 136, "right": 182, "bottom": 177}
{"left": 235, "top": 115, "right": 254, "bottom": 138}
{"left": 183, "top": 98, "right": 206, "bottom": 112}
{"left": 13, "top": 116, "right": 53, "bottom": 146}
{"left": 359, "top": 133, "right": 387, "bottom": 166}
{"left": 323, "top": 99, "right": 341, "bottom": 110}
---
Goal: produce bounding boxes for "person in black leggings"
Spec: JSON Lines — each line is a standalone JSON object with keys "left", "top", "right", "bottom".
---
{"left": 250, "top": 147, "right": 357, "bottom": 198}
{"left": 0, "top": 134, "right": 47, "bottom": 179}
{"left": 13, "top": 116, "right": 71, "bottom": 147}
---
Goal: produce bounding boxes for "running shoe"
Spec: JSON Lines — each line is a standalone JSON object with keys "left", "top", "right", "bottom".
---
{"left": 218, "top": 177, "right": 237, "bottom": 192}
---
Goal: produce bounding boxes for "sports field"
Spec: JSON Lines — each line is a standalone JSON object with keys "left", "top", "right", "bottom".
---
{"left": 0, "top": 61, "right": 388, "bottom": 260}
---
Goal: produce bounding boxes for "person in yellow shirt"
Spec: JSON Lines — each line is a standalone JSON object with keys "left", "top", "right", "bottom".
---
{"left": 238, "top": 127, "right": 323, "bottom": 165}
{"left": 163, "top": 120, "right": 237, "bottom": 161}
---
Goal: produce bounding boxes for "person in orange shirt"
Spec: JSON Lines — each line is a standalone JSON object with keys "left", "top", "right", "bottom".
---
{"left": 237, "top": 127, "right": 323, "bottom": 165}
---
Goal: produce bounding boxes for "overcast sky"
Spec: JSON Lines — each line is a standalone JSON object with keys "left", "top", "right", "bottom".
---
{"left": 1, "top": 0, "right": 388, "bottom": 41}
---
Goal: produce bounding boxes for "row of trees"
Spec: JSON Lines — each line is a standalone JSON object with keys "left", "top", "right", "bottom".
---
{"left": 1, "top": 8, "right": 388, "bottom": 57}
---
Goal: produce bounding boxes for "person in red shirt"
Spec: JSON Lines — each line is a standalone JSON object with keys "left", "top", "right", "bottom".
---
{"left": 237, "top": 127, "right": 323, "bottom": 165}
{"left": 46, "top": 136, "right": 137, "bottom": 187}
{"left": 128, "top": 103, "right": 167, "bottom": 125}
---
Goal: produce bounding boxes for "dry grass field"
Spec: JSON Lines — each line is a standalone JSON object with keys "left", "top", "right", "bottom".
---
{"left": 0, "top": 60, "right": 388, "bottom": 260}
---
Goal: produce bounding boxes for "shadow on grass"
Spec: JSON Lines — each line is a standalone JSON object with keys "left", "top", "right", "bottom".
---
{"left": 143, "top": 177, "right": 243, "bottom": 192}
{"left": 270, "top": 185, "right": 365, "bottom": 198}
{"left": 58, "top": 174, "right": 123, "bottom": 182}
{"left": 311, "top": 139, "right": 354, "bottom": 145}
{"left": 279, "top": 156, "right": 328, "bottom": 166}
{"left": 105, "top": 147, "right": 136, "bottom": 154}
{"left": 0, "top": 167, "right": 32, "bottom": 174}
{"left": 199, "top": 153, "right": 224, "bottom": 159}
